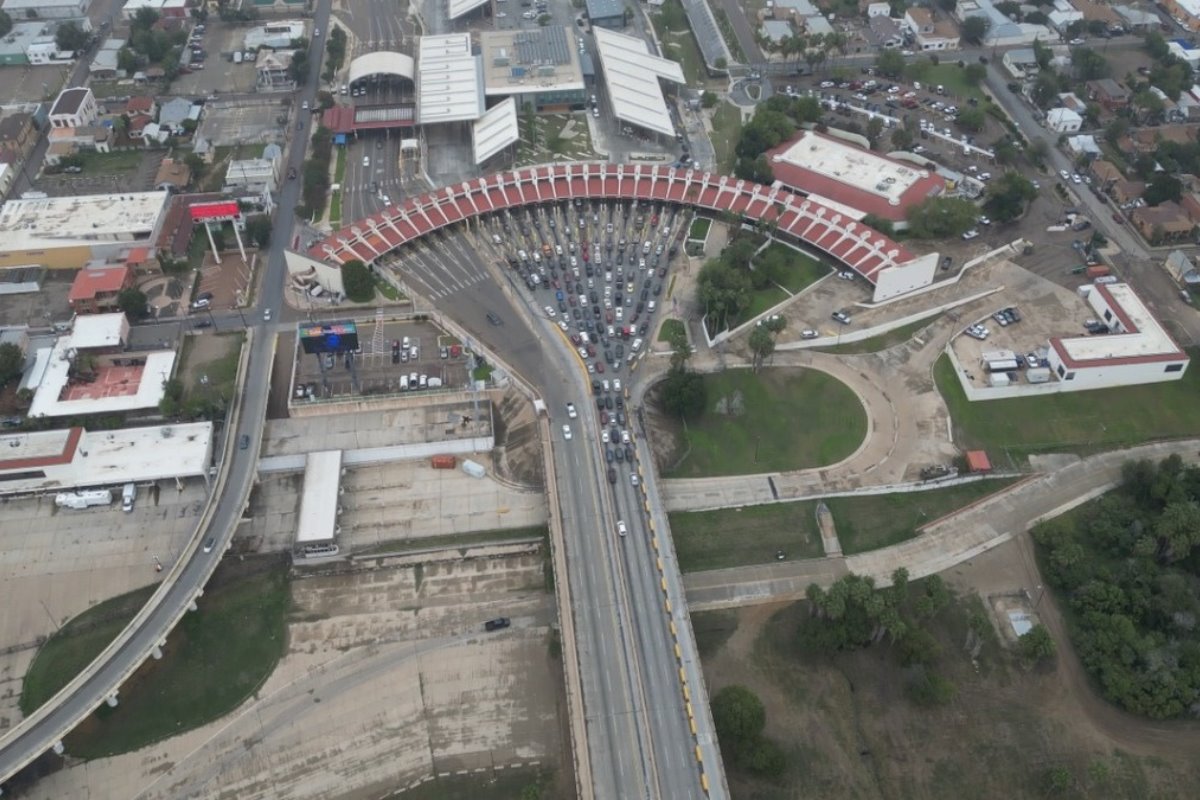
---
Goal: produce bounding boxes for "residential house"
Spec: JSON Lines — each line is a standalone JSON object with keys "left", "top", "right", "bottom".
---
{"left": 158, "top": 97, "right": 196, "bottom": 131}
{"left": 1072, "top": 0, "right": 1123, "bottom": 27}
{"left": 0, "top": 112, "right": 36, "bottom": 157}
{"left": 154, "top": 157, "right": 191, "bottom": 191}
{"left": 0, "top": 0, "right": 91, "bottom": 20}
{"left": 90, "top": 38, "right": 125, "bottom": 79}
{"left": 140, "top": 122, "right": 170, "bottom": 146}
{"left": 761, "top": 19, "right": 795, "bottom": 46}
{"left": 1047, "top": 0, "right": 1083, "bottom": 31}
{"left": 1181, "top": 194, "right": 1200, "bottom": 227}
{"left": 956, "top": 0, "right": 1054, "bottom": 46}
{"left": 1111, "top": 178, "right": 1145, "bottom": 205}
{"left": 225, "top": 150, "right": 280, "bottom": 195}
{"left": 1086, "top": 78, "right": 1130, "bottom": 111}
{"left": 1090, "top": 159, "right": 1123, "bottom": 190}
{"left": 1131, "top": 201, "right": 1195, "bottom": 242}
{"left": 1057, "top": 91, "right": 1087, "bottom": 112}
{"left": 1066, "top": 134, "right": 1100, "bottom": 157}
{"left": 68, "top": 265, "right": 134, "bottom": 314}
{"left": 1169, "top": 38, "right": 1200, "bottom": 67}
{"left": 865, "top": 15, "right": 906, "bottom": 49}
{"left": 255, "top": 50, "right": 297, "bottom": 92}
{"left": 1118, "top": 125, "right": 1197, "bottom": 155}
{"left": 1160, "top": 0, "right": 1200, "bottom": 32}
{"left": 44, "top": 125, "right": 111, "bottom": 163}
{"left": 866, "top": 1, "right": 891, "bottom": 16}
{"left": 904, "top": 8, "right": 961, "bottom": 50}
{"left": 125, "top": 96, "right": 158, "bottom": 120}
{"left": 1046, "top": 107, "right": 1083, "bottom": 133}
{"left": 48, "top": 87, "right": 98, "bottom": 129}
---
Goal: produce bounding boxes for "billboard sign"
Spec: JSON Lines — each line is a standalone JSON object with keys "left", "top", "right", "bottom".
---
{"left": 189, "top": 201, "right": 241, "bottom": 224}
{"left": 299, "top": 320, "right": 359, "bottom": 354}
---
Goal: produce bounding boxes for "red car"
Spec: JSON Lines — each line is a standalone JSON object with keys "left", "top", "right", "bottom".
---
{"left": 581, "top": 249, "right": 589, "bottom": 262}
{"left": 586, "top": 344, "right": 596, "bottom": 357}
{"left": 595, "top": 362, "right": 605, "bottom": 373}
{"left": 600, "top": 410, "right": 609, "bottom": 425}
{"left": 605, "top": 310, "right": 614, "bottom": 323}
{"left": 570, "top": 333, "right": 581, "bottom": 345}
{"left": 1112, "top": 212, "right": 1125, "bottom": 224}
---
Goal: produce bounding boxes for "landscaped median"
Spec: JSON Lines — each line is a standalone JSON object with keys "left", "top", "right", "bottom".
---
{"left": 670, "top": 478, "right": 1020, "bottom": 572}
{"left": 21, "top": 559, "right": 290, "bottom": 760}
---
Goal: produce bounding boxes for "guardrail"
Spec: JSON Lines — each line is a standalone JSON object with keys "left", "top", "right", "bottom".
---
{"left": 0, "top": 330, "right": 258, "bottom": 785}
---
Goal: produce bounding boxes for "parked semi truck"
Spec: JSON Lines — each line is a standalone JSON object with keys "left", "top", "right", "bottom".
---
{"left": 55, "top": 490, "right": 113, "bottom": 510}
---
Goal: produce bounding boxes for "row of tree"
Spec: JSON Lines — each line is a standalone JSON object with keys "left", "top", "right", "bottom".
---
{"left": 1033, "top": 456, "right": 1200, "bottom": 719}
{"left": 731, "top": 95, "right": 821, "bottom": 185}
{"left": 710, "top": 685, "right": 786, "bottom": 779}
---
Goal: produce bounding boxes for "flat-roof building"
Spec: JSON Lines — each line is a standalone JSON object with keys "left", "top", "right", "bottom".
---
{"left": 417, "top": 34, "right": 484, "bottom": 125}
{"left": 766, "top": 130, "right": 946, "bottom": 225}
{"left": 1048, "top": 283, "right": 1188, "bottom": 390}
{"left": 473, "top": 97, "right": 520, "bottom": 165}
{"left": 585, "top": 0, "right": 626, "bottom": 29}
{"left": 244, "top": 20, "right": 307, "bottom": 50}
{"left": 592, "top": 27, "right": 684, "bottom": 137}
{"left": 296, "top": 450, "right": 342, "bottom": 546}
{"left": 480, "top": 27, "right": 586, "bottom": 112}
{"left": 0, "top": 191, "right": 169, "bottom": 270}
{"left": 0, "top": 423, "right": 213, "bottom": 496}
{"left": 1, "top": 0, "right": 90, "bottom": 20}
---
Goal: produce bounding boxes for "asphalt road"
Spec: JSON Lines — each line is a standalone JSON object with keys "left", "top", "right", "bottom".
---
{"left": 0, "top": 0, "right": 334, "bottom": 787}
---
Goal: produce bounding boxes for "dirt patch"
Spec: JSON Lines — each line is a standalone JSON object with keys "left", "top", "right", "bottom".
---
{"left": 643, "top": 380, "right": 686, "bottom": 473}
{"left": 491, "top": 387, "right": 544, "bottom": 488}
{"left": 697, "top": 564, "right": 1200, "bottom": 799}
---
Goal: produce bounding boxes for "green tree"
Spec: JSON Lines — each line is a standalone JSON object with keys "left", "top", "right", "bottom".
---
{"left": 117, "top": 46, "right": 139, "bottom": 74}
{"left": 158, "top": 377, "right": 185, "bottom": 417}
{"left": 1144, "top": 172, "right": 1183, "bottom": 207}
{"left": 861, "top": 213, "right": 895, "bottom": 235}
{"left": 659, "top": 369, "right": 706, "bottom": 419}
{"left": 866, "top": 116, "right": 885, "bottom": 148}
{"left": 1032, "top": 38, "right": 1052, "bottom": 69}
{"left": 341, "top": 259, "right": 375, "bottom": 303}
{"left": 748, "top": 325, "right": 775, "bottom": 371}
{"left": 55, "top": 20, "right": 89, "bottom": 52}
{"left": 288, "top": 48, "right": 310, "bottom": 84}
{"left": 904, "top": 196, "right": 979, "bottom": 239}
{"left": 700, "top": 90, "right": 718, "bottom": 109}
{"left": 963, "top": 62, "right": 987, "bottom": 86}
{"left": 117, "top": 288, "right": 149, "bottom": 321}
{"left": 961, "top": 15, "right": 991, "bottom": 45}
{"left": 711, "top": 685, "right": 765, "bottom": 747}
{"left": 1017, "top": 623, "right": 1056, "bottom": 665}
{"left": 0, "top": 342, "right": 23, "bottom": 389}
{"left": 890, "top": 126, "right": 914, "bottom": 151}
{"left": 0, "top": 10, "right": 12, "bottom": 38}
{"left": 876, "top": 48, "right": 906, "bottom": 78}
{"left": 956, "top": 107, "right": 986, "bottom": 132}
{"left": 1144, "top": 31, "right": 1170, "bottom": 60}
{"left": 1072, "top": 48, "right": 1110, "bottom": 81}
{"left": 244, "top": 215, "right": 271, "bottom": 248}
{"left": 983, "top": 171, "right": 1037, "bottom": 222}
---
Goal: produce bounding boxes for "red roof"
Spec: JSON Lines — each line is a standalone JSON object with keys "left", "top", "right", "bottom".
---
{"left": 69, "top": 265, "right": 132, "bottom": 303}
{"left": 126, "top": 96, "right": 155, "bottom": 114}
{"left": 125, "top": 246, "right": 150, "bottom": 264}
{"left": 0, "top": 428, "right": 82, "bottom": 471}
{"left": 965, "top": 451, "right": 991, "bottom": 472}
{"left": 765, "top": 130, "right": 945, "bottom": 222}
{"left": 189, "top": 201, "right": 240, "bottom": 222}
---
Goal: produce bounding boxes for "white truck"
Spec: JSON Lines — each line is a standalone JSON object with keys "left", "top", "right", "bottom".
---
{"left": 461, "top": 459, "right": 486, "bottom": 479}
{"left": 121, "top": 483, "right": 137, "bottom": 512}
{"left": 55, "top": 490, "right": 113, "bottom": 510}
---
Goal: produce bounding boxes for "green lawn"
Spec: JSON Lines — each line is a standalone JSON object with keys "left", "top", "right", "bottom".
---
{"left": 828, "top": 478, "right": 1020, "bottom": 555}
{"left": 913, "top": 64, "right": 986, "bottom": 102}
{"left": 374, "top": 276, "right": 402, "bottom": 301}
{"left": 660, "top": 31, "right": 708, "bottom": 86}
{"left": 671, "top": 501, "right": 825, "bottom": 571}
{"left": 74, "top": 150, "right": 145, "bottom": 175}
{"left": 334, "top": 145, "right": 347, "bottom": 184}
{"left": 664, "top": 368, "right": 867, "bottom": 478}
{"left": 735, "top": 285, "right": 790, "bottom": 327}
{"left": 21, "top": 585, "right": 156, "bottom": 715}
{"left": 817, "top": 316, "right": 936, "bottom": 355}
{"left": 25, "top": 562, "right": 289, "bottom": 759}
{"left": 710, "top": 102, "right": 743, "bottom": 172}
{"left": 689, "top": 217, "right": 711, "bottom": 241}
{"left": 755, "top": 242, "right": 830, "bottom": 294}
{"left": 328, "top": 188, "right": 342, "bottom": 225}
{"left": 935, "top": 351, "right": 1200, "bottom": 464}
{"left": 658, "top": 317, "right": 685, "bottom": 343}
{"left": 670, "top": 478, "right": 1019, "bottom": 570}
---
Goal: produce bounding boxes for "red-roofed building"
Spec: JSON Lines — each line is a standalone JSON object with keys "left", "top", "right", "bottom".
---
{"left": 765, "top": 130, "right": 946, "bottom": 225}
{"left": 68, "top": 265, "right": 134, "bottom": 314}
{"left": 965, "top": 451, "right": 991, "bottom": 473}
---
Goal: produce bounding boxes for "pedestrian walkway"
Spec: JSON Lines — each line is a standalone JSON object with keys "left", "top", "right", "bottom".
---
{"left": 682, "top": 439, "right": 1200, "bottom": 610}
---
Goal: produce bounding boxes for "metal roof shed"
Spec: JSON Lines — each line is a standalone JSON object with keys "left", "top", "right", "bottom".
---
{"left": 592, "top": 27, "right": 684, "bottom": 138}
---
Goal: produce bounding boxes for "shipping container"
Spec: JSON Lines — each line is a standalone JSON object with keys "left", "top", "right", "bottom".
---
{"left": 1026, "top": 367, "right": 1052, "bottom": 384}
{"left": 981, "top": 349, "right": 1017, "bottom": 363}
{"left": 984, "top": 359, "right": 1020, "bottom": 373}
{"left": 461, "top": 459, "right": 486, "bottom": 479}
{"left": 1085, "top": 265, "right": 1111, "bottom": 280}
{"left": 987, "top": 372, "right": 1012, "bottom": 387}
{"left": 431, "top": 454, "right": 457, "bottom": 470}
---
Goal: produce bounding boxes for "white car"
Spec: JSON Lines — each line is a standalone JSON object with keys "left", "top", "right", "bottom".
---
{"left": 621, "top": 430, "right": 631, "bottom": 444}
{"left": 601, "top": 429, "right": 610, "bottom": 444}
{"left": 613, "top": 378, "right": 622, "bottom": 392}
{"left": 962, "top": 229, "right": 979, "bottom": 240}
{"left": 263, "top": 308, "right": 272, "bottom": 321}
{"left": 562, "top": 424, "right": 572, "bottom": 440}
{"left": 1060, "top": 169, "right": 1071, "bottom": 181}
{"left": 566, "top": 402, "right": 577, "bottom": 419}
{"left": 630, "top": 473, "right": 639, "bottom": 487}
{"left": 801, "top": 329, "right": 819, "bottom": 339}
{"left": 1071, "top": 173, "right": 1082, "bottom": 184}
{"left": 616, "top": 520, "right": 628, "bottom": 537}
{"left": 977, "top": 216, "right": 991, "bottom": 226}
{"left": 544, "top": 305, "right": 556, "bottom": 318}
{"left": 362, "top": 156, "right": 370, "bottom": 167}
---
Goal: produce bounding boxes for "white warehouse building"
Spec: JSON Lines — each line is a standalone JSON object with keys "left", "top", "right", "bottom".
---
{"left": 1048, "top": 283, "right": 1189, "bottom": 390}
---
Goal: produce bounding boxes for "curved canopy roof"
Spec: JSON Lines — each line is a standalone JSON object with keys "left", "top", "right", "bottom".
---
{"left": 347, "top": 51, "right": 415, "bottom": 86}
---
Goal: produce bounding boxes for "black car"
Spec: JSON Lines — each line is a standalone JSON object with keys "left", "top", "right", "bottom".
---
{"left": 484, "top": 617, "right": 511, "bottom": 632}
{"left": 605, "top": 448, "right": 614, "bottom": 463}
{"left": 616, "top": 396, "right": 625, "bottom": 409}
{"left": 239, "top": 434, "right": 250, "bottom": 450}
{"left": 615, "top": 448, "right": 625, "bottom": 462}
{"left": 592, "top": 380, "right": 601, "bottom": 395}
{"left": 607, "top": 467, "right": 617, "bottom": 484}
{"left": 605, "top": 395, "right": 614, "bottom": 410}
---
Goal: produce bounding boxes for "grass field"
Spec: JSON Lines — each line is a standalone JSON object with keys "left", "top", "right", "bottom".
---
{"left": 669, "top": 477, "right": 1018, "bottom": 570}
{"left": 690, "top": 217, "right": 711, "bottom": 240}
{"left": 661, "top": 31, "right": 708, "bottom": 86}
{"left": 935, "top": 351, "right": 1200, "bottom": 464}
{"left": 658, "top": 318, "right": 685, "bottom": 343}
{"left": 24, "top": 561, "right": 289, "bottom": 760}
{"left": 710, "top": 103, "right": 743, "bottom": 172}
{"left": 21, "top": 585, "right": 156, "bottom": 715}
{"left": 736, "top": 285, "right": 790, "bottom": 327}
{"left": 755, "top": 243, "right": 830, "bottom": 294}
{"left": 75, "top": 150, "right": 145, "bottom": 175}
{"left": 914, "top": 63, "right": 986, "bottom": 102}
{"left": 816, "top": 316, "right": 937, "bottom": 355}
{"left": 663, "top": 368, "right": 866, "bottom": 478}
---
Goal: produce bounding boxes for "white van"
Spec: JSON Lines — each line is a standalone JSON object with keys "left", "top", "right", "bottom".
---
{"left": 647, "top": 300, "right": 657, "bottom": 313}
{"left": 400, "top": 375, "right": 410, "bottom": 390}
{"left": 419, "top": 374, "right": 428, "bottom": 389}
{"left": 121, "top": 483, "right": 136, "bottom": 513}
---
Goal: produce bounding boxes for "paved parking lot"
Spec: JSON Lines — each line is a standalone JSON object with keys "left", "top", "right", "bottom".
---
{"left": 171, "top": 24, "right": 260, "bottom": 95}
{"left": 0, "top": 482, "right": 210, "bottom": 731}
{"left": 0, "top": 277, "right": 72, "bottom": 329}
{"left": 196, "top": 100, "right": 291, "bottom": 148}
{"left": 290, "top": 319, "right": 473, "bottom": 398}
{"left": 24, "top": 554, "right": 563, "bottom": 800}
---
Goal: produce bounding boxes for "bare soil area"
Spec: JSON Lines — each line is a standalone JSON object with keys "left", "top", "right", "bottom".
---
{"left": 492, "top": 386, "right": 544, "bottom": 488}
{"left": 699, "top": 536, "right": 1200, "bottom": 799}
